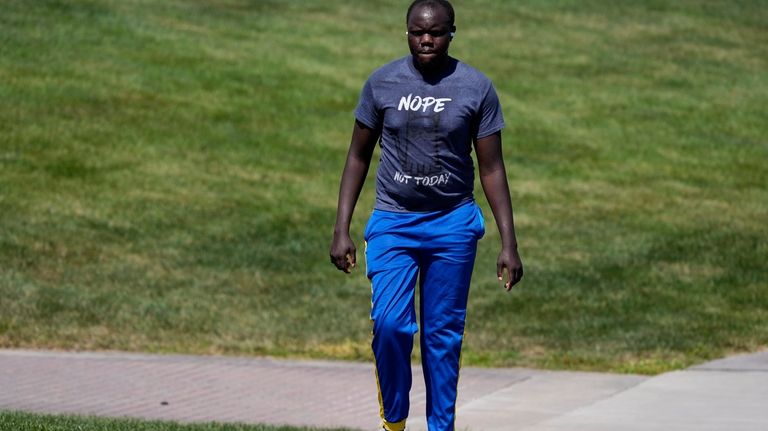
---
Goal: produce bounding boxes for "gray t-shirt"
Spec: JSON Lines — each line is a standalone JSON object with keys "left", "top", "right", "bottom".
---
{"left": 355, "top": 56, "right": 505, "bottom": 212}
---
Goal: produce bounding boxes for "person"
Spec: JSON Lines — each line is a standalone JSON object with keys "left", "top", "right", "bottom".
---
{"left": 329, "top": 1, "right": 523, "bottom": 430}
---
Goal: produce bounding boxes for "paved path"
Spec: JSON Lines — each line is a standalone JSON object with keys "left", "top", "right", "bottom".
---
{"left": 1, "top": 349, "right": 766, "bottom": 430}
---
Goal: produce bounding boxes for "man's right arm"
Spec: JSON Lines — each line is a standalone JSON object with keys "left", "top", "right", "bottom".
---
{"left": 329, "top": 120, "right": 379, "bottom": 273}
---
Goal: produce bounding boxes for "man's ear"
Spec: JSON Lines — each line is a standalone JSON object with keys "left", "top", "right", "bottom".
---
{"left": 450, "top": 26, "right": 456, "bottom": 39}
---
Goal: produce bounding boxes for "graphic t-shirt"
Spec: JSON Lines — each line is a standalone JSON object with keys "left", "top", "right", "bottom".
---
{"left": 355, "top": 56, "right": 505, "bottom": 212}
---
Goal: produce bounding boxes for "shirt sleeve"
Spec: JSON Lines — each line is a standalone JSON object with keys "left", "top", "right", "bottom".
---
{"left": 354, "top": 79, "right": 381, "bottom": 130}
{"left": 476, "top": 82, "right": 505, "bottom": 139}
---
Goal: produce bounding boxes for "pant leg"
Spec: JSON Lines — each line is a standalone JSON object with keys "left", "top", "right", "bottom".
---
{"left": 366, "top": 212, "right": 421, "bottom": 431}
{"left": 418, "top": 202, "right": 484, "bottom": 431}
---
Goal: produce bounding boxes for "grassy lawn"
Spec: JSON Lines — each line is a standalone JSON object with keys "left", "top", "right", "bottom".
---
{"left": 0, "top": 0, "right": 766, "bottom": 374}
{"left": 0, "top": 410, "right": 357, "bottom": 431}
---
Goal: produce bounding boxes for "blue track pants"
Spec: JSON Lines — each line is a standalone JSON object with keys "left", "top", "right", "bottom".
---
{"left": 364, "top": 200, "right": 485, "bottom": 431}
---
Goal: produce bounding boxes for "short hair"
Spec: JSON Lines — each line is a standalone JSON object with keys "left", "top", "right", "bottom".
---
{"left": 406, "top": 0, "right": 455, "bottom": 26}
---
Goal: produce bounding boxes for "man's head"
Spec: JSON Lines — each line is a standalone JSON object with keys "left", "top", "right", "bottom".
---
{"left": 406, "top": 0, "right": 456, "bottom": 73}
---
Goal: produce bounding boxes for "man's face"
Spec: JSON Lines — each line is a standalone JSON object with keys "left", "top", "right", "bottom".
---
{"left": 407, "top": 5, "right": 454, "bottom": 72}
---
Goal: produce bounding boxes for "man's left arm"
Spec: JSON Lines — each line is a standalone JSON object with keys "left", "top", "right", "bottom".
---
{"left": 475, "top": 131, "right": 524, "bottom": 290}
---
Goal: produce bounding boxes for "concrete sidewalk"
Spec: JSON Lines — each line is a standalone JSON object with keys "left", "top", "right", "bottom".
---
{"left": 1, "top": 349, "right": 766, "bottom": 430}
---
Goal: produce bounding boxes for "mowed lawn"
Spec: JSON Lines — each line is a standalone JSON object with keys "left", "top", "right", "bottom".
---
{"left": 0, "top": 0, "right": 766, "bottom": 374}
{"left": 0, "top": 410, "right": 356, "bottom": 431}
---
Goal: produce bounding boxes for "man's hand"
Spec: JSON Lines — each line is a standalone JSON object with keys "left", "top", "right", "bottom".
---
{"left": 475, "top": 132, "right": 523, "bottom": 292}
{"left": 329, "top": 120, "right": 378, "bottom": 275}
{"left": 497, "top": 246, "right": 523, "bottom": 291}
{"left": 330, "top": 232, "right": 357, "bottom": 273}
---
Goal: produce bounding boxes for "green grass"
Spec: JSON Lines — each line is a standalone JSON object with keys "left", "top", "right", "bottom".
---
{"left": 0, "top": 410, "right": 357, "bottom": 431}
{"left": 0, "top": 0, "right": 766, "bottom": 374}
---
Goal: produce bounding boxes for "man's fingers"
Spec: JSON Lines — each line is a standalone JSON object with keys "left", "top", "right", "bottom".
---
{"left": 508, "top": 266, "right": 524, "bottom": 289}
{"left": 329, "top": 244, "right": 357, "bottom": 273}
{"left": 336, "top": 256, "right": 347, "bottom": 272}
{"left": 498, "top": 250, "right": 524, "bottom": 291}
{"left": 498, "top": 265, "right": 524, "bottom": 291}
{"left": 344, "top": 253, "right": 356, "bottom": 273}
{"left": 498, "top": 265, "right": 509, "bottom": 290}
{"left": 330, "top": 253, "right": 350, "bottom": 273}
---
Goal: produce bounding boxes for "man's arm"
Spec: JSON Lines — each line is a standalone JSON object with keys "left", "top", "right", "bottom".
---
{"left": 475, "top": 131, "right": 524, "bottom": 290}
{"left": 329, "top": 120, "right": 379, "bottom": 273}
